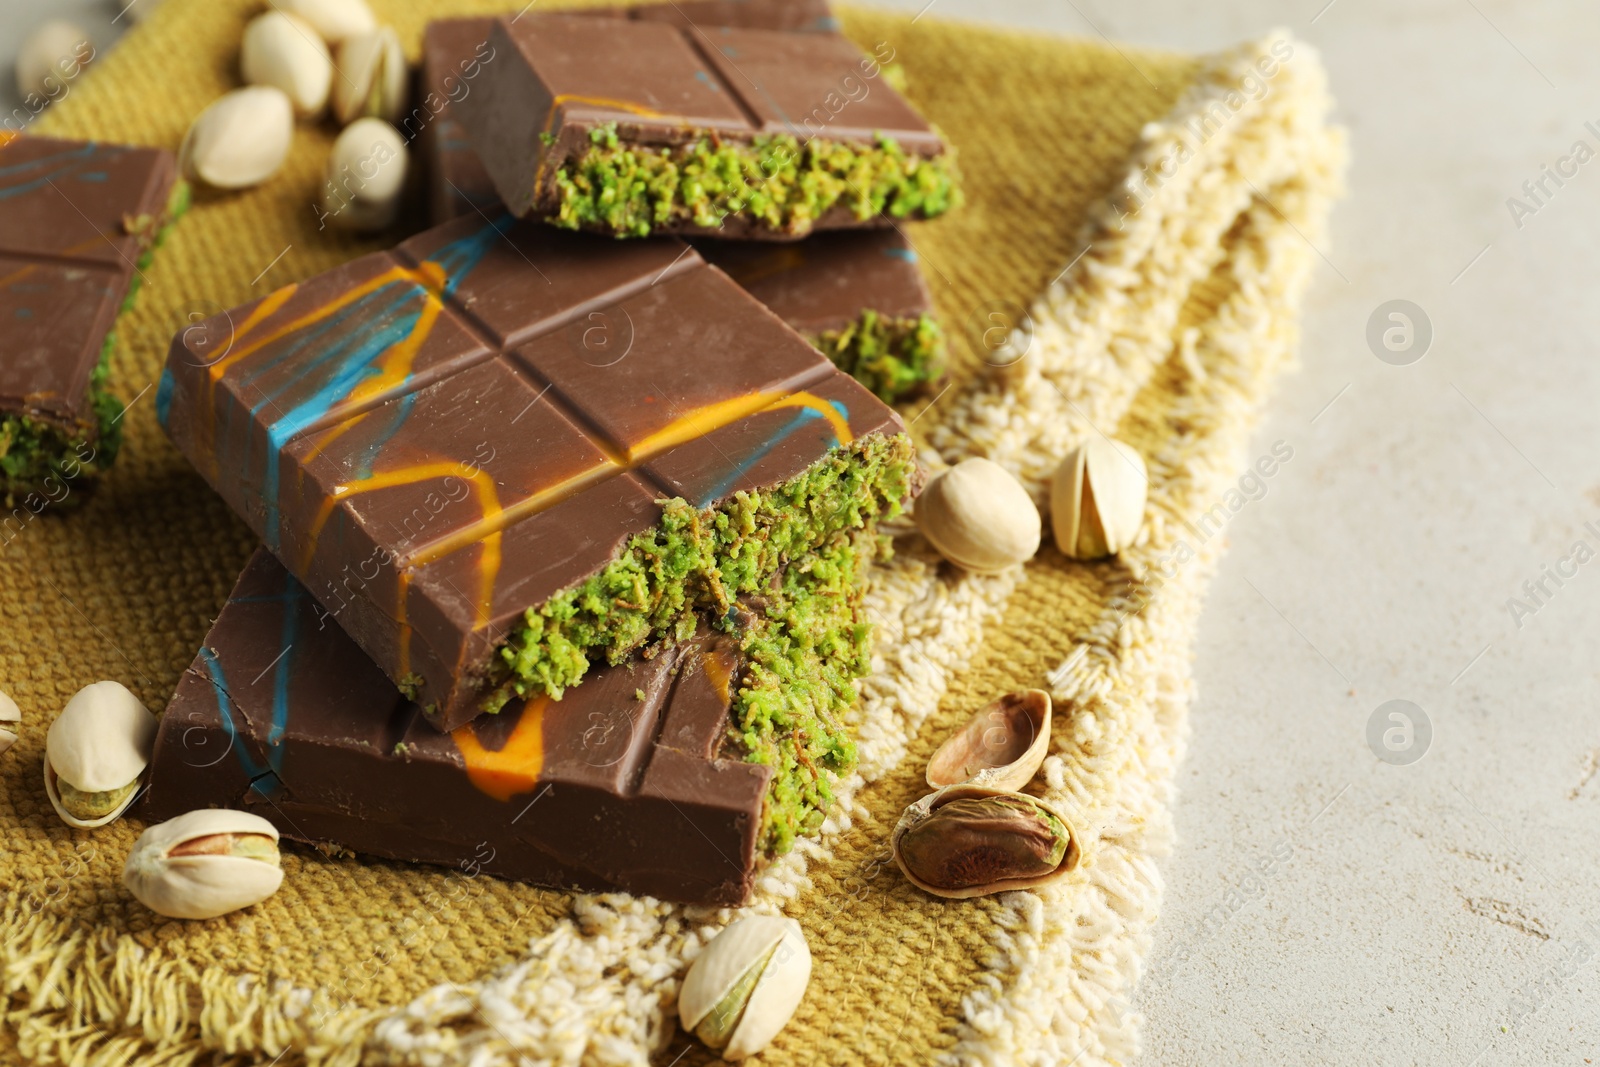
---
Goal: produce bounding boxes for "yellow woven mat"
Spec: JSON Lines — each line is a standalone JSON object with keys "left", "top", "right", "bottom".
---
{"left": 2, "top": 3, "right": 1344, "bottom": 1064}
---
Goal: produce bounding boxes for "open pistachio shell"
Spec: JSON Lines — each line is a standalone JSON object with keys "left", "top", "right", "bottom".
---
{"left": 44, "top": 681, "right": 156, "bottom": 828}
{"left": 892, "top": 784, "right": 1081, "bottom": 900}
{"left": 679, "top": 915, "right": 811, "bottom": 1060}
{"left": 331, "top": 26, "right": 406, "bottom": 125}
{"left": 123, "top": 808, "right": 284, "bottom": 920}
{"left": 1049, "top": 437, "right": 1147, "bottom": 560}
{"left": 926, "top": 689, "right": 1051, "bottom": 792}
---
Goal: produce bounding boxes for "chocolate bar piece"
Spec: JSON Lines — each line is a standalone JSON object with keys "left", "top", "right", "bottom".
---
{"left": 414, "top": 1, "right": 838, "bottom": 226}
{"left": 0, "top": 133, "right": 186, "bottom": 504}
{"left": 453, "top": 13, "right": 957, "bottom": 237}
{"left": 156, "top": 213, "right": 918, "bottom": 737}
{"left": 696, "top": 232, "right": 945, "bottom": 402}
{"left": 147, "top": 549, "right": 771, "bottom": 905}
{"left": 416, "top": 18, "right": 944, "bottom": 402}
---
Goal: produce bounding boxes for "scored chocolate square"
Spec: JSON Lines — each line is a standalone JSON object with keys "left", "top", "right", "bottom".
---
{"left": 452, "top": 11, "right": 956, "bottom": 237}
{"left": 158, "top": 213, "right": 911, "bottom": 730}
{"left": 146, "top": 548, "right": 772, "bottom": 905}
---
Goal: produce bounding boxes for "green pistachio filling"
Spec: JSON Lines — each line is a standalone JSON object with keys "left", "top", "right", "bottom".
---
{"left": 814, "top": 310, "right": 946, "bottom": 404}
{"left": 0, "top": 180, "right": 191, "bottom": 507}
{"left": 550, "top": 125, "right": 959, "bottom": 238}
{"left": 485, "top": 432, "right": 918, "bottom": 851}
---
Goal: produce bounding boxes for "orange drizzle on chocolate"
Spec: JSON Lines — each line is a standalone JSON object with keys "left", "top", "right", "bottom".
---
{"left": 452, "top": 697, "right": 548, "bottom": 801}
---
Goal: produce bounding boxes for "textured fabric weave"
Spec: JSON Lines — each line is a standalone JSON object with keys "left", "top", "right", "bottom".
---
{"left": 0, "top": 3, "right": 1344, "bottom": 1064}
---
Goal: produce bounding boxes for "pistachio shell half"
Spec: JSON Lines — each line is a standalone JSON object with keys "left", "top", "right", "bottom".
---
{"left": 123, "top": 809, "right": 284, "bottom": 919}
{"left": 680, "top": 915, "right": 811, "bottom": 1060}
{"left": 44, "top": 681, "right": 156, "bottom": 828}
{"left": 892, "top": 784, "right": 1081, "bottom": 899}
{"left": 1050, "top": 437, "right": 1148, "bottom": 560}
{"left": 926, "top": 689, "right": 1051, "bottom": 792}
{"left": 915, "top": 457, "right": 1042, "bottom": 574}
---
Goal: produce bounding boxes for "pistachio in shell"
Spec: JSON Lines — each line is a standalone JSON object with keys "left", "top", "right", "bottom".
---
{"left": 679, "top": 915, "right": 811, "bottom": 1060}
{"left": 892, "top": 785, "right": 1080, "bottom": 899}
{"left": 44, "top": 681, "right": 157, "bottom": 828}
{"left": 0, "top": 689, "right": 17, "bottom": 757}
{"left": 123, "top": 808, "right": 284, "bottom": 920}
{"left": 926, "top": 689, "right": 1051, "bottom": 792}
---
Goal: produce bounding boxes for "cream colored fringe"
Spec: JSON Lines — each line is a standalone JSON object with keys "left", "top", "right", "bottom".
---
{"left": 0, "top": 31, "right": 1344, "bottom": 1067}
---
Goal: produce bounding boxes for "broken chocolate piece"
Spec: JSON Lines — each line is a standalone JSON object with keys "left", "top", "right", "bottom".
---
{"left": 0, "top": 133, "right": 186, "bottom": 504}
{"left": 452, "top": 13, "right": 956, "bottom": 237}
{"left": 156, "top": 212, "right": 915, "bottom": 730}
{"left": 146, "top": 549, "right": 768, "bottom": 905}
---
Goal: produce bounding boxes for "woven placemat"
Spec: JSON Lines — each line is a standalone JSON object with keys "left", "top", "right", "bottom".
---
{"left": 1, "top": 3, "right": 1344, "bottom": 1064}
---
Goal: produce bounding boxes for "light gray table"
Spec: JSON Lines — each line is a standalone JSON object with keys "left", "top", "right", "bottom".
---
{"left": 6, "top": 2, "right": 1596, "bottom": 1063}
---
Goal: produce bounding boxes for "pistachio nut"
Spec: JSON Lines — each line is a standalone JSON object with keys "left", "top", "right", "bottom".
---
{"left": 240, "top": 11, "right": 333, "bottom": 119}
{"left": 926, "top": 689, "right": 1051, "bottom": 793}
{"left": 1050, "top": 437, "right": 1147, "bottom": 560}
{"left": 179, "top": 87, "right": 294, "bottom": 190}
{"left": 0, "top": 689, "right": 18, "bottom": 758}
{"left": 16, "top": 20, "right": 92, "bottom": 101}
{"left": 331, "top": 26, "right": 407, "bottom": 126}
{"left": 915, "top": 457, "right": 1041, "bottom": 574}
{"left": 44, "top": 681, "right": 157, "bottom": 828}
{"left": 123, "top": 809, "right": 284, "bottom": 919}
{"left": 679, "top": 915, "right": 811, "bottom": 1060}
{"left": 278, "top": 0, "right": 377, "bottom": 45}
{"left": 892, "top": 784, "right": 1081, "bottom": 899}
{"left": 320, "top": 117, "right": 408, "bottom": 232}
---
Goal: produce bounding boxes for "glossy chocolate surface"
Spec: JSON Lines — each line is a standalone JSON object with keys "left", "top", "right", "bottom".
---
{"left": 454, "top": 12, "right": 944, "bottom": 227}
{"left": 158, "top": 213, "right": 904, "bottom": 728}
{"left": 0, "top": 134, "right": 176, "bottom": 428}
{"left": 694, "top": 229, "right": 933, "bottom": 336}
{"left": 146, "top": 549, "right": 769, "bottom": 905}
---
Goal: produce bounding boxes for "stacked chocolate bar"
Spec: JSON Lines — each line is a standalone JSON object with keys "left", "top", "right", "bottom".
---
{"left": 149, "top": 0, "right": 956, "bottom": 904}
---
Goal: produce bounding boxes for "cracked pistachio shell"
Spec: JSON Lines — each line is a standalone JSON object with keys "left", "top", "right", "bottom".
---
{"left": 331, "top": 26, "right": 406, "bottom": 126}
{"left": 892, "top": 784, "right": 1081, "bottom": 900}
{"left": 277, "top": 0, "right": 377, "bottom": 44}
{"left": 179, "top": 87, "right": 294, "bottom": 190}
{"left": 1050, "top": 437, "right": 1147, "bottom": 560}
{"left": 321, "top": 117, "right": 408, "bottom": 231}
{"left": 927, "top": 689, "right": 1052, "bottom": 792}
{"left": 241, "top": 11, "right": 333, "bottom": 118}
{"left": 0, "top": 689, "right": 17, "bottom": 757}
{"left": 680, "top": 916, "right": 811, "bottom": 1060}
{"left": 44, "top": 681, "right": 156, "bottom": 828}
{"left": 915, "top": 457, "right": 1042, "bottom": 574}
{"left": 124, "top": 809, "right": 284, "bottom": 919}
